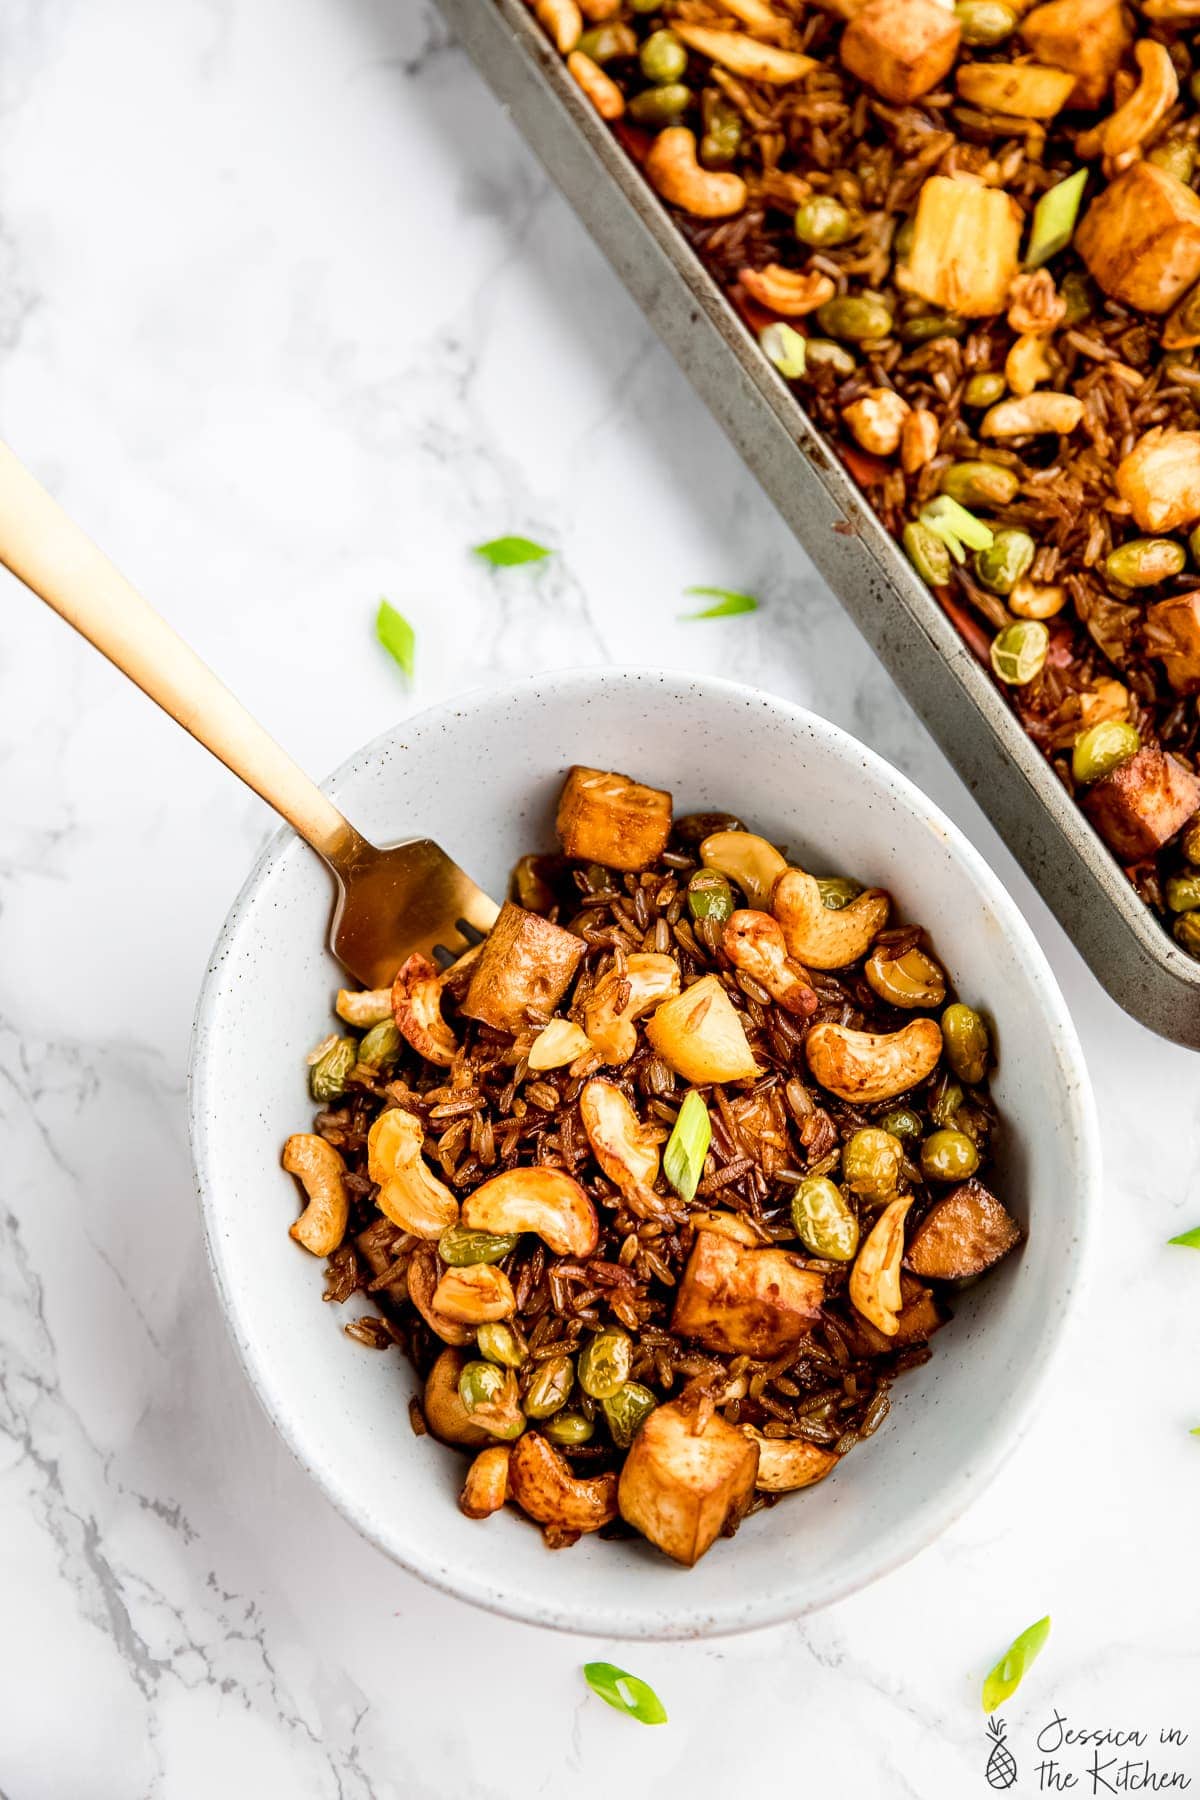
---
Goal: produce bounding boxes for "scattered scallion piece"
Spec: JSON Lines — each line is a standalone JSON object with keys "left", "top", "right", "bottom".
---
{"left": 583, "top": 1663, "right": 668, "bottom": 1725}
{"left": 1169, "top": 1225, "right": 1200, "bottom": 1248}
{"left": 1025, "top": 169, "right": 1087, "bottom": 270}
{"left": 1192, "top": 1425, "right": 1200, "bottom": 1437}
{"left": 759, "top": 321, "right": 807, "bottom": 379}
{"left": 680, "top": 586, "right": 759, "bottom": 620}
{"left": 473, "top": 535, "right": 551, "bottom": 567}
{"left": 981, "top": 1616, "right": 1051, "bottom": 1712}
{"left": 375, "top": 600, "right": 415, "bottom": 678}
{"left": 663, "top": 1090, "right": 712, "bottom": 1203}
{"left": 920, "top": 494, "right": 996, "bottom": 563}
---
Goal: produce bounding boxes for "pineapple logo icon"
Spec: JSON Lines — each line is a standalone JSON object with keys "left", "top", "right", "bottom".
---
{"left": 985, "top": 1716, "right": 1018, "bottom": 1790}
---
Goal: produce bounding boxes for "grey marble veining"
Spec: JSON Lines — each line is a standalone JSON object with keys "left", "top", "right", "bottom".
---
{"left": 1, "top": 0, "right": 1198, "bottom": 1794}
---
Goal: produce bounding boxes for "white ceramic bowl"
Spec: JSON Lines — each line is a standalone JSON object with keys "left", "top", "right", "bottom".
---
{"left": 190, "top": 669, "right": 1098, "bottom": 1638}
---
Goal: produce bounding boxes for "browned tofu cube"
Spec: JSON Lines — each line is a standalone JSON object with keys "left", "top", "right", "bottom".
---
{"left": 1077, "top": 164, "right": 1200, "bottom": 315}
{"left": 1082, "top": 746, "right": 1200, "bottom": 863}
{"left": 461, "top": 901, "right": 584, "bottom": 1033}
{"left": 618, "top": 1400, "right": 759, "bottom": 1566}
{"left": 905, "top": 1179, "right": 1021, "bottom": 1282}
{"left": 841, "top": 1273, "right": 947, "bottom": 1355}
{"left": 1145, "top": 592, "right": 1200, "bottom": 695}
{"left": 671, "top": 1229, "right": 824, "bottom": 1357}
{"left": 1115, "top": 429, "right": 1200, "bottom": 534}
{"left": 841, "top": 0, "right": 960, "bottom": 103}
{"left": 556, "top": 765, "right": 672, "bottom": 871}
{"left": 1018, "top": 0, "right": 1130, "bottom": 109}
{"left": 899, "top": 176, "right": 1022, "bottom": 319}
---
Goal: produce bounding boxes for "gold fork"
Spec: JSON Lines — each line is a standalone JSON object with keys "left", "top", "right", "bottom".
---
{"left": 0, "top": 442, "right": 499, "bottom": 988}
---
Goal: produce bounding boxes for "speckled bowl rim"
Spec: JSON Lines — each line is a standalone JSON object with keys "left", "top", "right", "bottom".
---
{"left": 188, "top": 667, "right": 1100, "bottom": 1638}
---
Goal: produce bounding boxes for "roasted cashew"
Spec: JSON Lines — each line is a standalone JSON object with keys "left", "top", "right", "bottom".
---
{"left": 407, "top": 1248, "right": 475, "bottom": 1346}
{"left": 282, "top": 1133, "right": 350, "bottom": 1257}
{"left": 806, "top": 1018, "right": 943, "bottom": 1103}
{"left": 742, "top": 1427, "right": 840, "bottom": 1492}
{"left": 772, "top": 867, "right": 890, "bottom": 970}
{"left": 723, "top": 910, "right": 818, "bottom": 1017}
{"left": 901, "top": 408, "right": 940, "bottom": 475}
{"left": 459, "top": 1445, "right": 512, "bottom": 1519}
{"left": 671, "top": 23, "right": 816, "bottom": 82}
{"left": 584, "top": 951, "right": 680, "bottom": 1065}
{"left": 579, "top": 1077, "right": 662, "bottom": 1206}
{"left": 692, "top": 1209, "right": 768, "bottom": 1246}
{"left": 566, "top": 49, "right": 625, "bottom": 119}
{"left": 508, "top": 1431, "right": 619, "bottom": 1535}
{"left": 462, "top": 1166, "right": 599, "bottom": 1257}
{"left": 738, "top": 264, "right": 836, "bottom": 316}
{"left": 424, "top": 1347, "right": 491, "bottom": 1445}
{"left": 722, "top": 0, "right": 792, "bottom": 36}
{"left": 646, "top": 128, "right": 748, "bottom": 219}
{"left": 1006, "top": 270, "right": 1065, "bottom": 337}
{"left": 335, "top": 986, "right": 393, "bottom": 1027}
{"left": 700, "top": 830, "right": 788, "bottom": 907}
{"left": 531, "top": 0, "right": 582, "bottom": 53}
{"left": 843, "top": 388, "right": 910, "bottom": 457}
{"left": 367, "top": 1109, "right": 460, "bottom": 1238}
{"left": 849, "top": 1195, "right": 913, "bottom": 1336}
{"left": 981, "top": 392, "right": 1084, "bottom": 437}
{"left": 391, "top": 952, "right": 458, "bottom": 1067}
{"left": 432, "top": 1263, "right": 516, "bottom": 1324}
{"left": 1005, "top": 332, "right": 1057, "bottom": 397}
{"left": 527, "top": 1017, "right": 593, "bottom": 1070}
{"left": 1076, "top": 40, "right": 1177, "bottom": 170}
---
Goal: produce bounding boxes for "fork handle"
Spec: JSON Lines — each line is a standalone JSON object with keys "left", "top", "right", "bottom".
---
{"left": 0, "top": 441, "right": 362, "bottom": 865}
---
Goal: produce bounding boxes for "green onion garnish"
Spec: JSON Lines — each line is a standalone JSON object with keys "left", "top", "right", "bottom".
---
{"left": 663, "top": 1089, "right": 712, "bottom": 1203}
{"left": 583, "top": 1662, "right": 668, "bottom": 1725}
{"left": 680, "top": 586, "right": 759, "bottom": 620}
{"left": 375, "top": 600, "right": 415, "bottom": 678}
{"left": 981, "top": 1615, "right": 1051, "bottom": 1712}
{"left": 1169, "top": 1225, "right": 1200, "bottom": 1248}
{"left": 759, "top": 321, "right": 807, "bottom": 379}
{"left": 1025, "top": 169, "right": 1087, "bottom": 270}
{"left": 920, "top": 494, "right": 996, "bottom": 563}
{"left": 473, "top": 535, "right": 551, "bottom": 567}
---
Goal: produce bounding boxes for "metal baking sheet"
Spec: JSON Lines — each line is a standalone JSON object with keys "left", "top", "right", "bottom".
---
{"left": 436, "top": 0, "right": 1200, "bottom": 1047}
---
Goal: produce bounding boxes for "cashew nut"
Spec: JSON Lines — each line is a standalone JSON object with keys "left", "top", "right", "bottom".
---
{"left": 670, "top": 23, "right": 816, "bottom": 82}
{"left": 646, "top": 128, "right": 748, "bottom": 219}
{"left": 335, "top": 986, "right": 393, "bottom": 1027}
{"left": 849, "top": 1195, "right": 913, "bottom": 1336}
{"left": 432, "top": 1263, "right": 516, "bottom": 1324}
{"left": 424, "top": 1347, "right": 491, "bottom": 1445}
{"left": 806, "top": 1018, "right": 944, "bottom": 1103}
{"left": 584, "top": 951, "right": 680, "bottom": 1065}
{"left": 459, "top": 1445, "right": 512, "bottom": 1519}
{"left": 901, "top": 408, "right": 940, "bottom": 475}
{"left": 742, "top": 1427, "right": 840, "bottom": 1491}
{"left": 531, "top": 0, "right": 582, "bottom": 53}
{"left": 980, "top": 392, "right": 1084, "bottom": 437}
{"left": 282, "top": 1133, "right": 350, "bottom": 1257}
{"left": 1005, "top": 333, "right": 1056, "bottom": 397}
{"left": 367, "top": 1109, "right": 460, "bottom": 1238}
{"left": 722, "top": 0, "right": 791, "bottom": 34}
{"left": 1076, "top": 41, "right": 1177, "bottom": 170}
{"left": 692, "top": 1209, "right": 768, "bottom": 1246}
{"left": 843, "top": 388, "right": 910, "bottom": 457}
{"left": 701, "top": 830, "right": 788, "bottom": 907}
{"left": 462, "top": 1166, "right": 599, "bottom": 1257}
{"left": 407, "top": 1248, "right": 475, "bottom": 1346}
{"left": 527, "top": 1017, "right": 593, "bottom": 1071}
{"left": 391, "top": 952, "right": 458, "bottom": 1068}
{"left": 772, "top": 868, "right": 890, "bottom": 969}
{"left": 738, "top": 264, "right": 836, "bottom": 316}
{"left": 722, "top": 910, "right": 818, "bottom": 1017}
{"left": 579, "top": 1077, "right": 662, "bottom": 1206}
{"left": 566, "top": 49, "right": 625, "bottom": 119}
{"left": 508, "top": 1431, "right": 619, "bottom": 1536}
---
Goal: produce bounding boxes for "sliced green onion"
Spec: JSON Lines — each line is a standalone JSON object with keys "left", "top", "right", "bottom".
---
{"left": 663, "top": 1090, "right": 712, "bottom": 1203}
{"left": 680, "top": 586, "right": 759, "bottom": 620}
{"left": 982, "top": 1616, "right": 1051, "bottom": 1712}
{"left": 920, "top": 494, "right": 996, "bottom": 563}
{"left": 375, "top": 600, "right": 415, "bottom": 678}
{"left": 759, "top": 321, "right": 807, "bottom": 379}
{"left": 583, "top": 1662, "right": 668, "bottom": 1725}
{"left": 1025, "top": 169, "right": 1087, "bottom": 270}
{"left": 1169, "top": 1225, "right": 1200, "bottom": 1248}
{"left": 1192, "top": 1425, "right": 1200, "bottom": 1437}
{"left": 473, "top": 535, "right": 551, "bottom": 567}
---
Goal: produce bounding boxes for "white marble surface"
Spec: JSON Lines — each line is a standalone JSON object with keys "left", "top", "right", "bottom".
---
{"left": 2, "top": 1, "right": 1199, "bottom": 1794}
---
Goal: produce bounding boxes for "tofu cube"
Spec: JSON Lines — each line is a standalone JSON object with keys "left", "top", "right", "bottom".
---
{"left": 1019, "top": 0, "right": 1130, "bottom": 109}
{"left": 1082, "top": 746, "right": 1200, "bottom": 863}
{"left": 1145, "top": 592, "right": 1200, "bottom": 695}
{"left": 840, "top": 0, "right": 960, "bottom": 101}
{"left": 842, "top": 1275, "right": 946, "bottom": 1355}
{"left": 1077, "top": 163, "right": 1200, "bottom": 315}
{"left": 556, "top": 765, "right": 672, "bottom": 871}
{"left": 671, "top": 1228, "right": 825, "bottom": 1357}
{"left": 618, "top": 1400, "right": 759, "bottom": 1566}
{"left": 462, "top": 901, "right": 584, "bottom": 1033}
{"left": 904, "top": 1178, "right": 1021, "bottom": 1281}
{"left": 1115, "top": 429, "right": 1200, "bottom": 534}
{"left": 898, "top": 177, "right": 1022, "bottom": 318}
